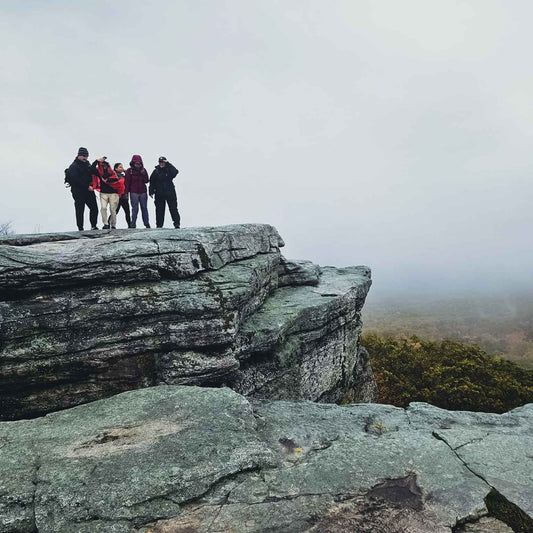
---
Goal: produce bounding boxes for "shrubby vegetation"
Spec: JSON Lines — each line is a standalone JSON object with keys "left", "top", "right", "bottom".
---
{"left": 363, "top": 333, "right": 533, "bottom": 413}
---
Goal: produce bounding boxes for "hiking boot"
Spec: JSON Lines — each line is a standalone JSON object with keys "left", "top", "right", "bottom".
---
{"left": 102, "top": 224, "right": 110, "bottom": 230}
{"left": 174, "top": 224, "right": 180, "bottom": 229}
{"left": 91, "top": 226, "right": 99, "bottom": 230}
{"left": 111, "top": 226, "right": 116, "bottom": 230}
{"left": 145, "top": 224, "right": 151, "bottom": 229}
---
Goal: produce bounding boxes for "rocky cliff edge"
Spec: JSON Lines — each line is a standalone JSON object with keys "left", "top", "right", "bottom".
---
{"left": 0, "top": 225, "right": 374, "bottom": 420}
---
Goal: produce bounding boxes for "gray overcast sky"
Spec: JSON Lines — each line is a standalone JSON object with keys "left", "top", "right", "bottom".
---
{"left": 1, "top": 0, "right": 532, "bottom": 298}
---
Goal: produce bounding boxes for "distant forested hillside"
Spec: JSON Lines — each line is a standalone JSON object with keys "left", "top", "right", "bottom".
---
{"left": 363, "top": 292, "right": 533, "bottom": 369}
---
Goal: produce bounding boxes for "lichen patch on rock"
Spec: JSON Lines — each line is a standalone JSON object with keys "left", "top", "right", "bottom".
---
{"left": 66, "top": 420, "right": 186, "bottom": 458}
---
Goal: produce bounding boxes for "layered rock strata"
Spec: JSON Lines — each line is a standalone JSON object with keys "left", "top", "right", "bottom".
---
{"left": 0, "top": 385, "right": 530, "bottom": 532}
{"left": 0, "top": 225, "right": 374, "bottom": 420}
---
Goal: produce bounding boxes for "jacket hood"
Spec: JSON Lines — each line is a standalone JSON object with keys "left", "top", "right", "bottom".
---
{"left": 130, "top": 154, "right": 144, "bottom": 167}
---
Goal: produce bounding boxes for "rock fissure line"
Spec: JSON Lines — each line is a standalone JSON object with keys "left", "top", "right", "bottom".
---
{"left": 6, "top": 327, "right": 234, "bottom": 363}
{"left": 30, "top": 443, "right": 41, "bottom": 533}
{"left": 237, "top": 491, "right": 334, "bottom": 506}
{"left": 483, "top": 487, "right": 533, "bottom": 533}
{"left": 450, "top": 512, "right": 490, "bottom": 533}
{"left": 205, "top": 478, "right": 249, "bottom": 533}
{"left": 1, "top": 311, "right": 213, "bottom": 343}
{"left": 131, "top": 465, "right": 269, "bottom": 518}
{"left": 429, "top": 431, "right": 527, "bottom": 531}
{"left": 241, "top": 315, "right": 360, "bottom": 358}
{"left": 431, "top": 431, "right": 491, "bottom": 488}
{"left": 1, "top": 250, "right": 276, "bottom": 295}
{"left": 452, "top": 435, "right": 490, "bottom": 451}
{"left": 1, "top": 252, "right": 276, "bottom": 303}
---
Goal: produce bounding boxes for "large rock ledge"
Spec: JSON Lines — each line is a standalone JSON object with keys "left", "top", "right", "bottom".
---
{"left": 0, "top": 386, "right": 530, "bottom": 532}
{"left": 0, "top": 224, "right": 374, "bottom": 420}
{"left": 0, "top": 225, "right": 284, "bottom": 293}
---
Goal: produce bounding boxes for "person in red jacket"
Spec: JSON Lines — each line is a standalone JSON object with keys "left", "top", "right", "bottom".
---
{"left": 124, "top": 154, "right": 150, "bottom": 228}
{"left": 91, "top": 157, "right": 120, "bottom": 229}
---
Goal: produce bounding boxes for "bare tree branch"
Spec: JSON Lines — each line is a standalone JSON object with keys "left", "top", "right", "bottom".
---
{"left": 0, "top": 221, "right": 14, "bottom": 236}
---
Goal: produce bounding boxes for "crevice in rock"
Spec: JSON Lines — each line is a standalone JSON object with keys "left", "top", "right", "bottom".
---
{"left": 1, "top": 249, "right": 279, "bottom": 304}
{"left": 140, "top": 465, "right": 267, "bottom": 515}
{"left": 453, "top": 435, "right": 489, "bottom": 451}
{"left": 432, "top": 431, "right": 532, "bottom": 532}
{"left": 432, "top": 431, "right": 491, "bottom": 487}
{"left": 196, "top": 242, "right": 211, "bottom": 270}
{"left": 451, "top": 511, "right": 490, "bottom": 532}
{"left": 484, "top": 488, "right": 533, "bottom": 533}
{"left": 186, "top": 476, "right": 432, "bottom": 530}
{"left": 30, "top": 443, "right": 41, "bottom": 533}
{"left": 135, "top": 466, "right": 271, "bottom": 530}
{"left": 205, "top": 478, "right": 248, "bottom": 533}
{"left": 0, "top": 248, "right": 278, "bottom": 300}
{"left": 150, "top": 237, "right": 162, "bottom": 264}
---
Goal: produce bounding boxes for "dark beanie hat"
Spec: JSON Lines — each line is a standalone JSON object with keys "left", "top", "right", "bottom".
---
{"left": 78, "top": 147, "right": 89, "bottom": 157}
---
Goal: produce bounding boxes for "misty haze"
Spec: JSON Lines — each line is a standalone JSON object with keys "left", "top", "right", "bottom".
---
{"left": 1, "top": 1, "right": 531, "bottom": 295}
{"left": 2, "top": 1, "right": 531, "bottom": 370}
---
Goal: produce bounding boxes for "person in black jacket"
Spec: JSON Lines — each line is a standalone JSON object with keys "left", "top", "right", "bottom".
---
{"left": 112, "top": 163, "right": 132, "bottom": 228}
{"left": 149, "top": 156, "right": 180, "bottom": 228}
{"left": 65, "top": 147, "right": 98, "bottom": 231}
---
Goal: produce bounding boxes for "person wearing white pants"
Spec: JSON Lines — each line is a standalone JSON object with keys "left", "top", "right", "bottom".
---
{"left": 100, "top": 192, "right": 120, "bottom": 228}
{"left": 91, "top": 157, "right": 121, "bottom": 229}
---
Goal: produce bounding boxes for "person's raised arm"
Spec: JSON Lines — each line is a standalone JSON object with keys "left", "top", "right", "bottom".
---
{"left": 107, "top": 168, "right": 118, "bottom": 182}
{"left": 166, "top": 162, "right": 179, "bottom": 180}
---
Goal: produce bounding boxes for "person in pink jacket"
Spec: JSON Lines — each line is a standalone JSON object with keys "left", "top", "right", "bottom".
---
{"left": 124, "top": 154, "right": 150, "bottom": 228}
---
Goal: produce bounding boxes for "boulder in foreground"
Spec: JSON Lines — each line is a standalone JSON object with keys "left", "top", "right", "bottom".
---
{"left": 0, "top": 386, "right": 530, "bottom": 532}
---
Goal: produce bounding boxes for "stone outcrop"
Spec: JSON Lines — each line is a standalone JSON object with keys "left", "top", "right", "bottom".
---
{"left": 0, "top": 385, "right": 530, "bottom": 532}
{"left": 0, "top": 224, "right": 374, "bottom": 420}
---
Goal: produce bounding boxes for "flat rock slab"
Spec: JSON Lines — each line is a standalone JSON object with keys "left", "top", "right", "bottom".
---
{"left": 0, "top": 386, "right": 530, "bottom": 532}
{"left": 0, "top": 224, "right": 284, "bottom": 294}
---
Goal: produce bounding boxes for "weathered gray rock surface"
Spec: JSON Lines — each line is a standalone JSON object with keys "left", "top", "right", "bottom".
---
{"left": 0, "top": 224, "right": 374, "bottom": 420}
{"left": 0, "top": 386, "right": 530, "bottom": 532}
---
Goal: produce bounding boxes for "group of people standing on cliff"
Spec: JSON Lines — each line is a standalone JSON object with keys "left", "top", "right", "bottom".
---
{"left": 65, "top": 147, "right": 181, "bottom": 231}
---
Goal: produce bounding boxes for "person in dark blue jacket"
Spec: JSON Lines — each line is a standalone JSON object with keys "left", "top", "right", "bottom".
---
{"left": 149, "top": 157, "right": 180, "bottom": 228}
